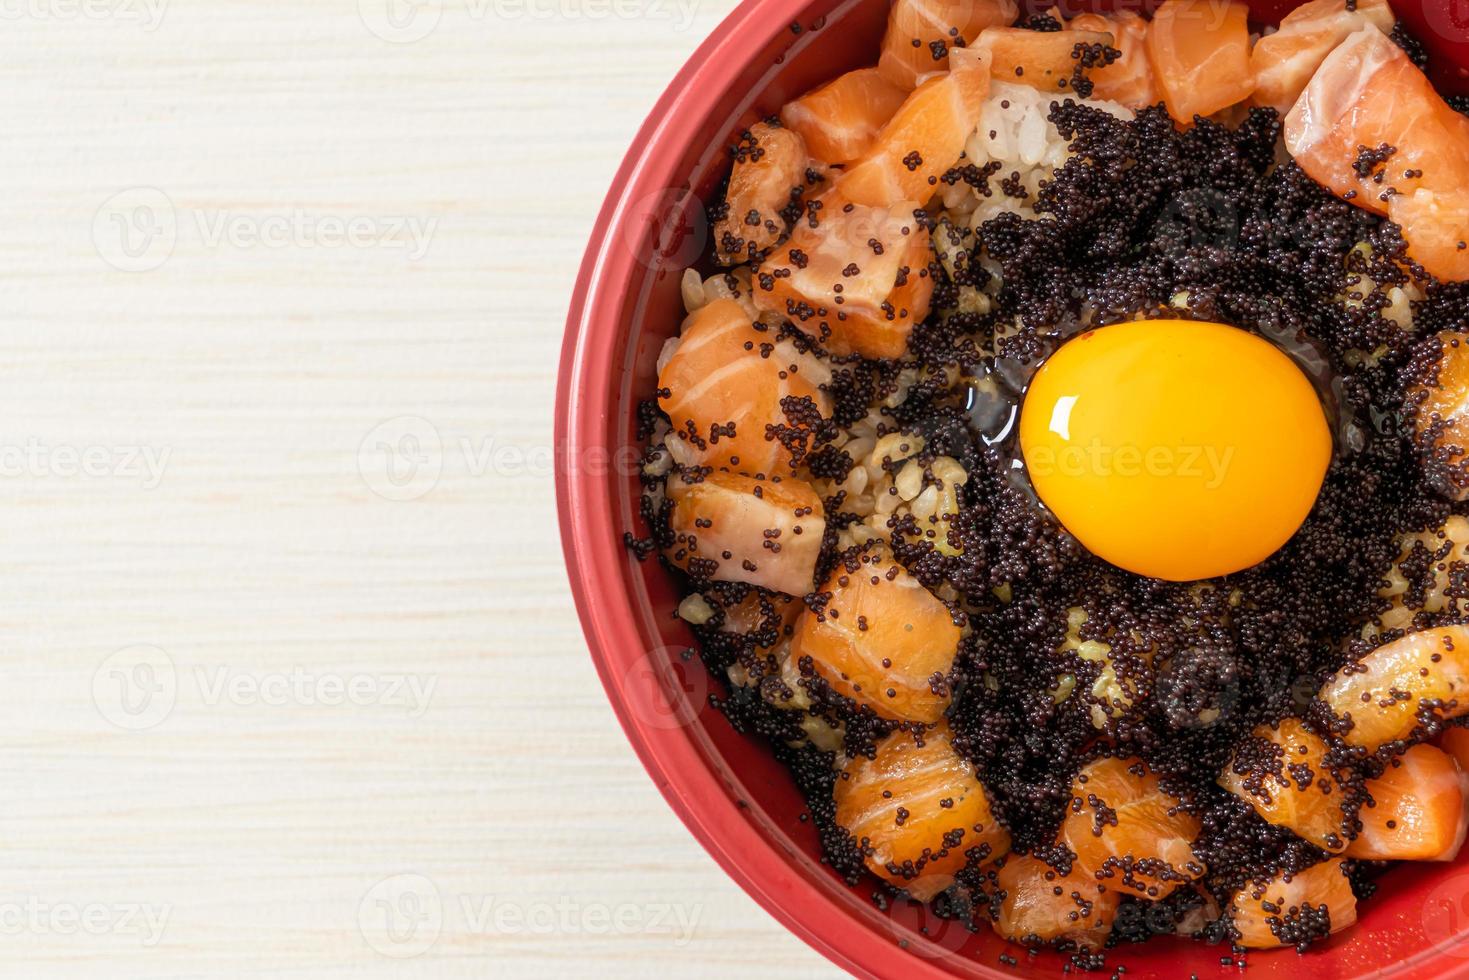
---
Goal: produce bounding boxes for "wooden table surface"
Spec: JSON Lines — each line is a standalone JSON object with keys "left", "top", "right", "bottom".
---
{"left": 0, "top": 2, "right": 838, "bottom": 975}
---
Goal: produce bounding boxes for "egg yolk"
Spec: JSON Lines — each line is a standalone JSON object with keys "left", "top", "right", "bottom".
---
{"left": 1018, "top": 320, "right": 1332, "bottom": 582}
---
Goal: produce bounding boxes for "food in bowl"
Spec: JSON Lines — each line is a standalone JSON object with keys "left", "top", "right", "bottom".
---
{"left": 625, "top": 0, "right": 1469, "bottom": 966}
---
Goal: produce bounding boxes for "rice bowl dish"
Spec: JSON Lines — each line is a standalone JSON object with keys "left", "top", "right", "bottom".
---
{"left": 620, "top": 0, "right": 1469, "bottom": 968}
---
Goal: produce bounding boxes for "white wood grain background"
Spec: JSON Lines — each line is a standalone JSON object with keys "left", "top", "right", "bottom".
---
{"left": 0, "top": 1, "right": 840, "bottom": 975}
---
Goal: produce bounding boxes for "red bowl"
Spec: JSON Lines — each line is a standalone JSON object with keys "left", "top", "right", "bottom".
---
{"left": 557, "top": 3, "right": 1469, "bottom": 976}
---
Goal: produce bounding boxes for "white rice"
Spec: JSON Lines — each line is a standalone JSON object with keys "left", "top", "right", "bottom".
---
{"left": 940, "top": 81, "right": 1133, "bottom": 228}
{"left": 679, "top": 265, "right": 763, "bottom": 320}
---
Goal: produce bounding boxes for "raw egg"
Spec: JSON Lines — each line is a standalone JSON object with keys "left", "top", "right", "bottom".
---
{"left": 1018, "top": 319, "right": 1331, "bottom": 581}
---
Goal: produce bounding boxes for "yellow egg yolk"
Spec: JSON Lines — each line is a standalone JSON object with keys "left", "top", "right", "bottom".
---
{"left": 1018, "top": 320, "right": 1332, "bottom": 582}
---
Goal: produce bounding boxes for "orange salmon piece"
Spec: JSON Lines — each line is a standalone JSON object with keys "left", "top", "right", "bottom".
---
{"left": 1285, "top": 26, "right": 1469, "bottom": 219}
{"left": 781, "top": 68, "right": 910, "bottom": 167}
{"left": 792, "top": 555, "right": 961, "bottom": 723}
{"left": 1411, "top": 332, "right": 1469, "bottom": 494}
{"left": 1146, "top": 0, "right": 1257, "bottom": 124}
{"left": 659, "top": 299, "right": 831, "bottom": 476}
{"left": 665, "top": 471, "right": 825, "bottom": 596}
{"left": 1249, "top": 0, "right": 1394, "bottom": 114}
{"left": 1220, "top": 718, "right": 1351, "bottom": 851}
{"left": 1068, "top": 10, "right": 1160, "bottom": 108}
{"left": 840, "top": 47, "right": 992, "bottom": 209}
{"left": 754, "top": 192, "right": 934, "bottom": 359}
{"left": 1388, "top": 187, "right": 1469, "bottom": 282}
{"left": 834, "top": 724, "right": 1010, "bottom": 899}
{"left": 1061, "top": 756, "right": 1204, "bottom": 899}
{"left": 1318, "top": 625, "right": 1469, "bottom": 749}
{"left": 1345, "top": 743, "right": 1469, "bottom": 861}
{"left": 877, "top": 0, "right": 1019, "bottom": 90}
{"left": 717, "top": 590, "right": 802, "bottom": 651}
{"left": 713, "top": 122, "right": 812, "bottom": 266}
{"left": 972, "top": 27, "right": 1114, "bottom": 94}
{"left": 1229, "top": 858, "right": 1357, "bottom": 949}
{"left": 990, "top": 854, "right": 1119, "bottom": 950}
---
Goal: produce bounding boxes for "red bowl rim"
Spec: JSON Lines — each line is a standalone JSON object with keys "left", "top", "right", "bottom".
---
{"left": 556, "top": 2, "right": 1469, "bottom": 976}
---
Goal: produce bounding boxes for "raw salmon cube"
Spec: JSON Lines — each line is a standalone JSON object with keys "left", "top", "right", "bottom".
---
{"left": 754, "top": 192, "right": 935, "bottom": 359}
{"left": 834, "top": 724, "right": 1009, "bottom": 899}
{"left": 989, "top": 854, "right": 1119, "bottom": 950}
{"left": 1146, "top": 0, "right": 1256, "bottom": 124}
{"left": 780, "top": 68, "right": 910, "bottom": 166}
{"left": 1229, "top": 858, "right": 1357, "bottom": 949}
{"left": 877, "top": 0, "right": 1019, "bottom": 90}
{"left": 1061, "top": 756, "right": 1204, "bottom": 899}
{"left": 659, "top": 299, "right": 832, "bottom": 476}
{"left": 1318, "top": 626, "right": 1469, "bottom": 749}
{"left": 665, "top": 471, "right": 825, "bottom": 596}
{"left": 1345, "top": 743, "right": 1469, "bottom": 861}
{"left": 1219, "top": 718, "right": 1350, "bottom": 851}
{"left": 792, "top": 554, "right": 961, "bottom": 722}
